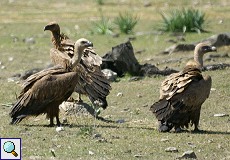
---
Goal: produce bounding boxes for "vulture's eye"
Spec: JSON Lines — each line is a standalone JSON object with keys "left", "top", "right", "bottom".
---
{"left": 81, "top": 41, "right": 87, "bottom": 44}
{"left": 201, "top": 46, "right": 210, "bottom": 51}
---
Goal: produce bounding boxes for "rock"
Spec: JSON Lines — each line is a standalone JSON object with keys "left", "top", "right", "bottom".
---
{"left": 117, "top": 92, "right": 123, "bottom": 97}
{"left": 8, "top": 57, "right": 14, "bottom": 61}
{"left": 116, "top": 119, "right": 125, "bottom": 123}
{"left": 59, "top": 101, "right": 96, "bottom": 117}
{"left": 56, "top": 126, "right": 64, "bottom": 132}
{"left": 101, "top": 41, "right": 141, "bottom": 76}
{"left": 129, "top": 76, "right": 143, "bottom": 82}
{"left": 214, "top": 113, "right": 229, "bottom": 117}
{"left": 139, "top": 63, "right": 178, "bottom": 76}
{"left": 161, "top": 138, "right": 169, "bottom": 142}
{"left": 177, "top": 150, "right": 197, "bottom": 159}
{"left": 101, "top": 69, "right": 117, "bottom": 82}
{"left": 203, "top": 63, "right": 230, "bottom": 71}
{"left": 143, "top": 1, "right": 151, "bottom": 7}
{"left": 161, "top": 33, "right": 230, "bottom": 54}
{"left": 1, "top": 66, "right": 6, "bottom": 69}
{"left": 23, "top": 37, "right": 36, "bottom": 44}
{"left": 88, "top": 150, "right": 94, "bottom": 155}
{"left": 165, "top": 147, "right": 178, "bottom": 152}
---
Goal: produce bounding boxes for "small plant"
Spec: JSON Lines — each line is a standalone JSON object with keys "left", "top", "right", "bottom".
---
{"left": 77, "top": 126, "right": 94, "bottom": 137}
{"left": 160, "top": 8, "right": 206, "bottom": 33}
{"left": 92, "top": 16, "right": 113, "bottom": 35}
{"left": 96, "top": 0, "right": 104, "bottom": 5}
{"left": 114, "top": 12, "right": 138, "bottom": 34}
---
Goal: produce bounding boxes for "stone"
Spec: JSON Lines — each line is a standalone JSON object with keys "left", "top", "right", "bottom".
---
{"left": 101, "top": 69, "right": 117, "bottom": 82}
{"left": 177, "top": 150, "right": 197, "bottom": 159}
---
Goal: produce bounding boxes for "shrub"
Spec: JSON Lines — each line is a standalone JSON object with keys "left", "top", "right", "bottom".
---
{"left": 114, "top": 12, "right": 138, "bottom": 34}
{"left": 160, "top": 8, "right": 206, "bottom": 33}
{"left": 96, "top": 0, "right": 104, "bottom": 5}
{"left": 92, "top": 16, "right": 113, "bottom": 35}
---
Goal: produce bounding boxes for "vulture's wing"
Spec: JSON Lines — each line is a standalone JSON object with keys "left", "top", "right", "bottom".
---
{"left": 160, "top": 66, "right": 203, "bottom": 100}
{"left": 20, "top": 65, "right": 66, "bottom": 98}
{"left": 50, "top": 48, "right": 71, "bottom": 69}
{"left": 152, "top": 66, "right": 212, "bottom": 121}
{"left": 10, "top": 70, "right": 78, "bottom": 123}
{"left": 81, "top": 48, "right": 102, "bottom": 68}
{"left": 59, "top": 38, "right": 75, "bottom": 58}
{"left": 75, "top": 64, "right": 111, "bottom": 109}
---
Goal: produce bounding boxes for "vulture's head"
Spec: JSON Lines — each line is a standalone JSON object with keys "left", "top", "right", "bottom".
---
{"left": 44, "top": 22, "right": 60, "bottom": 33}
{"left": 74, "top": 38, "right": 93, "bottom": 53}
{"left": 188, "top": 42, "right": 217, "bottom": 68}
{"left": 71, "top": 38, "right": 94, "bottom": 67}
{"left": 195, "top": 42, "right": 217, "bottom": 56}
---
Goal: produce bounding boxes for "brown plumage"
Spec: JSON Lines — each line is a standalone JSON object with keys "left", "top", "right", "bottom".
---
{"left": 10, "top": 38, "right": 93, "bottom": 126}
{"left": 150, "top": 42, "right": 217, "bottom": 132}
{"left": 44, "top": 22, "right": 111, "bottom": 109}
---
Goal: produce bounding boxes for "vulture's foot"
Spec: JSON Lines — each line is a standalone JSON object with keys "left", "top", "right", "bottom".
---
{"left": 45, "top": 124, "right": 55, "bottom": 127}
{"left": 174, "top": 127, "right": 183, "bottom": 133}
{"left": 158, "top": 124, "right": 171, "bottom": 132}
{"left": 192, "top": 128, "right": 203, "bottom": 133}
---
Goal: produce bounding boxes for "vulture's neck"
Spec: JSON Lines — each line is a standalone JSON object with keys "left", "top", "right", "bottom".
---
{"left": 51, "top": 31, "right": 61, "bottom": 49}
{"left": 71, "top": 47, "right": 83, "bottom": 68}
{"left": 194, "top": 51, "right": 204, "bottom": 69}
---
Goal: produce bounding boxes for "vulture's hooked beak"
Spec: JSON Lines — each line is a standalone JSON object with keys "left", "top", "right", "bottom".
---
{"left": 211, "top": 46, "right": 217, "bottom": 52}
{"left": 44, "top": 25, "right": 50, "bottom": 31}
{"left": 85, "top": 41, "right": 93, "bottom": 48}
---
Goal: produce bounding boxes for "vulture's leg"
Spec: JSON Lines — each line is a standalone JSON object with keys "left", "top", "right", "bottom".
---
{"left": 174, "top": 126, "right": 182, "bottom": 133}
{"left": 78, "top": 94, "right": 83, "bottom": 103}
{"left": 193, "top": 108, "right": 201, "bottom": 132}
{"left": 158, "top": 121, "right": 171, "bottom": 132}
{"left": 56, "top": 116, "right": 61, "bottom": 127}
{"left": 49, "top": 117, "right": 54, "bottom": 127}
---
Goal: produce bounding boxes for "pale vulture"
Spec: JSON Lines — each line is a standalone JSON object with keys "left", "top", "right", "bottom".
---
{"left": 44, "top": 22, "right": 111, "bottom": 109}
{"left": 10, "top": 38, "right": 93, "bottom": 126}
{"left": 150, "top": 42, "right": 217, "bottom": 132}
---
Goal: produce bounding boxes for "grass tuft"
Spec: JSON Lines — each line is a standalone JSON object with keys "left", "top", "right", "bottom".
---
{"left": 160, "top": 8, "right": 207, "bottom": 33}
{"left": 77, "top": 126, "right": 94, "bottom": 137}
{"left": 96, "top": 0, "right": 104, "bottom": 5}
{"left": 92, "top": 16, "right": 114, "bottom": 35}
{"left": 114, "top": 12, "right": 138, "bottom": 34}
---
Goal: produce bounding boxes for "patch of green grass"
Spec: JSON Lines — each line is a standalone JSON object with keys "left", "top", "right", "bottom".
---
{"left": 114, "top": 12, "right": 138, "bottom": 34}
{"left": 77, "top": 126, "right": 94, "bottom": 137}
{"left": 92, "top": 16, "right": 114, "bottom": 35}
{"left": 160, "top": 8, "right": 206, "bottom": 33}
{"left": 96, "top": 0, "right": 104, "bottom": 5}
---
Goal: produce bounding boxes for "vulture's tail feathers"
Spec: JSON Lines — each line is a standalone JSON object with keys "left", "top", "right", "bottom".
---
{"left": 150, "top": 99, "right": 174, "bottom": 121}
{"left": 9, "top": 92, "right": 32, "bottom": 124}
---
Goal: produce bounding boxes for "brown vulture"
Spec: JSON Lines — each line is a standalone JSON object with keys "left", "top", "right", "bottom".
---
{"left": 150, "top": 42, "right": 217, "bottom": 132}
{"left": 44, "top": 22, "right": 111, "bottom": 109}
{"left": 10, "top": 38, "right": 93, "bottom": 126}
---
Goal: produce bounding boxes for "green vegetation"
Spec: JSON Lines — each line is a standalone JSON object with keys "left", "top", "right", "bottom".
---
{"left": 0, "top": 0, "right": 230, "bottom": 159}
{"left": 92, "top": 16, "right": 113, "bottom": 35}
{"left": 160, "top": 8, "right": 206, "bottom": 33}
{"left": 114, "top": 12, "right": 138, "bottom": 34}
{"left": 96, "top": 0, "right": 104, "bottom": 5}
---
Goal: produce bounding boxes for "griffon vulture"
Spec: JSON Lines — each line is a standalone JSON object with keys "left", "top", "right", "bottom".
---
{"left": 150, "top": 42, "right": 217, "bottom": 132}
{"left": 44, "top": 22, "right": 111, "bottom": 109}
{"left": 10, "top": 38, "right": 93, "bottom": 126}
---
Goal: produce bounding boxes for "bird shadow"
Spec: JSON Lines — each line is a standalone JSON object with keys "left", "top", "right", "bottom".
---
{"left": 168, "top": 129, "right": 230, "bottom": 135}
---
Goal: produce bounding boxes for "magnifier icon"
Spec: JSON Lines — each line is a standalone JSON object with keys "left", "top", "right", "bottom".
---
{"left": 3, "top": 141, "right": 18, "bottom": 157}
